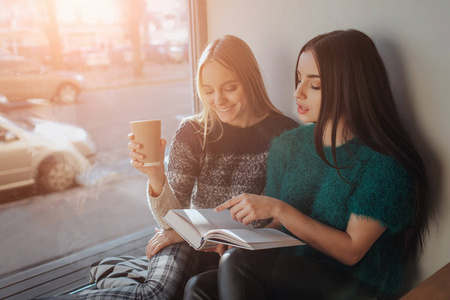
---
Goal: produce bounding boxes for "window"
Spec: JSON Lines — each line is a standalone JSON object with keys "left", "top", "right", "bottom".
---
{"left": 0, "top": 0, "right": 206, "bottom": 291}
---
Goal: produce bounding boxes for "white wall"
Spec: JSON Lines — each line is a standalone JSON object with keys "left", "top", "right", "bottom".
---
{"left": 206, "top": 0, "right": 450, "bottom": 291}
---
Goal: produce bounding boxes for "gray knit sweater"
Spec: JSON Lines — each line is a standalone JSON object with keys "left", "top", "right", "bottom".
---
{"left": 147, "top": 113, "right": 298, "bottom": 229}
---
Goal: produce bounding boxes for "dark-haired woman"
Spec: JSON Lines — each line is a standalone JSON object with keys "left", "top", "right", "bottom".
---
{"left": 184, "top": 29, "right": 430, "bottom": 299}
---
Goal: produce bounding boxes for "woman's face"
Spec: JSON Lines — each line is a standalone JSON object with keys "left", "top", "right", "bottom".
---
{"left": 201, "top": 61, "right": 255, "bottom": 128}
{"left": 293, "top": 50, "right": 322, "bottom": 123}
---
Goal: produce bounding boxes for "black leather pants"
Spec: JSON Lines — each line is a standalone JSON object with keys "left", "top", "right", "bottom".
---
{"left": 184, "top": 248, "right": 377, "bottom": 300}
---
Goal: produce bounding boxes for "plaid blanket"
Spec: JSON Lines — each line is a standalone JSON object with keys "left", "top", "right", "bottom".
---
{"left": 77, "top": 242, "right": 197, "bottom": 300}
{"left": 89, "top": 255, "right": 149, "bottom": 288}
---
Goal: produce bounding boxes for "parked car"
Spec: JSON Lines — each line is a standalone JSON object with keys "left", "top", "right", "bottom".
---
{"left": 0, "top": 93, "right": 8, "bottom": 107}
{"left": 0, "top": 93, "right": 33, "bottom": 112}
{"left": 141, "top": 44, "right": 168, "bottom": 64}
{"left": 109, "top": 44, "right": 168, "bottom": 66}
{"left": 167, "top": 43, "right": 189, "bottom": 63}
{"left": 0, "top": 113, "right": 96, "bottom": 193}
{"left": 0, "top": 56, "right": 84, "bottom": 104}
{"left": 63, "top": 48, "right": 110, "bottom": 71}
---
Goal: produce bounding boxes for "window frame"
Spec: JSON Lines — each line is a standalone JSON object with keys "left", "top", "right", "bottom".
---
{"left": 188, "top": 0, "right": 208, "bottom": 114}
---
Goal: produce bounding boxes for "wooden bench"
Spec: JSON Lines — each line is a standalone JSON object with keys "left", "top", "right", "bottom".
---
{"left": 400, "top": 262, "right": 450, "bottom": 299}
{"left": 0, "top": 229, "right": 150, "bottom": 299}
{"left": 2, "top": 228, "right": 447, "bottom": 299}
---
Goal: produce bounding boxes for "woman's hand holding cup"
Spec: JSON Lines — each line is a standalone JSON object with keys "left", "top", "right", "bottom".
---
{"left": 128, "top": 133, "right": 165, "bottom": 173}
{"left": 128, "top": 124, "right": 166, "bottom": 196}
{"left": 128, "top": 120, "right": 166, "bottom": 197}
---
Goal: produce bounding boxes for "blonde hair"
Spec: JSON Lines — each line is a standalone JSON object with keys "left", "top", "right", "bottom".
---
{"left": 193, "top": 35, "right": 282, "bottom": 147}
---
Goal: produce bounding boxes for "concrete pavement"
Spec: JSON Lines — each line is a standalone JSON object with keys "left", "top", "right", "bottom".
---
{"left": 0, "top": 155, "right": 158, "bottom": 277}
{"left": 82, "top": 62, "right": 190, "bottom": 91}
{"left": 0, "top": 63, "right": 190, "bottom": 278}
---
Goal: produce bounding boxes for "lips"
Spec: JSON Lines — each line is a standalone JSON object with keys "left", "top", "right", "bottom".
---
{"left": 296, "top": 103, "right": 309, "bottom": 114}
{"left": 216, "top": 105, "right": 234, "bottom": 113}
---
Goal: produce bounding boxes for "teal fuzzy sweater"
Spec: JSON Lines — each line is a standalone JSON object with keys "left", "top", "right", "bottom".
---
{"left": 265, "top": 124, "right": 414, "bottom": 295}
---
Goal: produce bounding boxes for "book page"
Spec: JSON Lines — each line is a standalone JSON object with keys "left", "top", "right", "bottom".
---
{"left": 207, "top": 228, "right": 299, "bottom": 243}
{"left": 173, "top": 209, "right": 249, "bottom": 236}
{"left": 164, "top": 211, "right": 203, "bottom": 248}
{"left": 205, "top": 228, "right": 304, "bottom": 250}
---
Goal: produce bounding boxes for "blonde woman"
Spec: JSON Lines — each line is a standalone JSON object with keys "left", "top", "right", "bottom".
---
{"left": 63, "top": 35, "right": 298, "bottom": 300}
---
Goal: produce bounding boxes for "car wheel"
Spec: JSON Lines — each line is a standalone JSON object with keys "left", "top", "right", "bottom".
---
{"left": 38, "top": 156, "right": 77, "bottom": 193}
{"left": 55, "top": 83, "right": 79, "bottom": 104}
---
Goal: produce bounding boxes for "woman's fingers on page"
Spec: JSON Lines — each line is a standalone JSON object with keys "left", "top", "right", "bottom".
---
{"left": 214, "top": 202, "right": 227, "bottom": 212}
{"left": 235, "top": 206, "right": 253, "bottom": 225}
{"left": 242, "top": 215, "right": 255, "bottom": 226}
{"left": 231, "top": 194, "right": 269, "bottom": 225}
{"left": 239, "top": 215, "right": 250, "bottom": 225}
{"left": 234, "top": 207, "right": 244, "bottom": 223}
{"left": 127, "top": 133, "right": 135, "bottom": 141}
{"left": 215, "top": 196, "right": 241, "bottom": 212}
{"left": 229, "top": 202, "right": 247, "bottom": 222}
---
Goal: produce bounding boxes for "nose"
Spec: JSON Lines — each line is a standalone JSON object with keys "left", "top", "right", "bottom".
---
{"left": 293, "top": 81, "right": 306, "bottom": 100}
{"left": 214, "top": 91, "right": 227, "bottom": 106}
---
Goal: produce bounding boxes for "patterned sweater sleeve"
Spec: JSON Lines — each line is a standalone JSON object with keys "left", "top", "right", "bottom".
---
{"left": 146, "top": 177, "right": 182, "bottom": 230}
{"left": 147, "top": 119, "right": 202, "bottom": 230}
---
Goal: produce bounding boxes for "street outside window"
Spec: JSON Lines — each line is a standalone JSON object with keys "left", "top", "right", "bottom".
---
{"left": 0, "top": 0, "right": 193, "bottom": 279}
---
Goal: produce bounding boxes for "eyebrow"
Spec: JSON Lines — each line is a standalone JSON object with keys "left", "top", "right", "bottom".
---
{"left": 296, "top": 71, "right": 320, "bottom": 79}
{"left": 202, "top": 80, "right": 238, "bottom": 87}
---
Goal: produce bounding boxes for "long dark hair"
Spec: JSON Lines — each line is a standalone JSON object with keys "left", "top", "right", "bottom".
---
{"left": 296, "top": 29, "right": 429, "bottom": 260}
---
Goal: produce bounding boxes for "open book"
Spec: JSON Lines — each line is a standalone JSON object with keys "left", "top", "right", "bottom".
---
{"left": 163, "top": 209, "right": 304, "bottom": 250}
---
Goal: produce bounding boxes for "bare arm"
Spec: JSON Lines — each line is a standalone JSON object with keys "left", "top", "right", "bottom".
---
{"left": 275, "top": 201, "right": 386, "bottom": 266}
{"left": 216, "top": 194, "right": 386, "bottom": 266}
